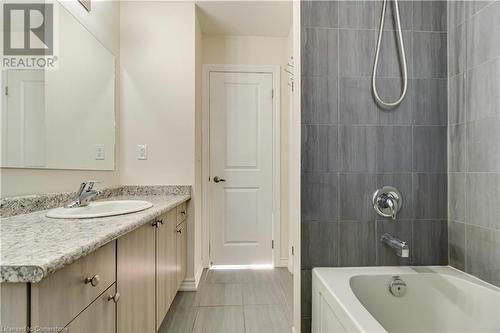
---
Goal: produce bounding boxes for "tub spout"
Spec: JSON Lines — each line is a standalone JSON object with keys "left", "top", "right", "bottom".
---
{"left": 381, "top": 233, "right": 409, "bottom": 258}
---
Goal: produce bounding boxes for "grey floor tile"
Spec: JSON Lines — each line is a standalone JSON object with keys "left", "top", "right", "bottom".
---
{"left": 204, "top": 269, "right": 253, "bottom": 284}
{"left": 193, "top": 306, "right": 245, "bottom": 333}
{"left": 243, "top": 305, "right": 291, "bottom": 333}
{"left": 171, "top": 291, "right": 200, "bottom": 308}
{"left": 242, "top": 282, "right": 286, "bottom": 305}
{"left": 198, "top": 283, "right": 243, "bottom": 306}
{"left": 159, "top": 306, "right": 198, "bottom": 333}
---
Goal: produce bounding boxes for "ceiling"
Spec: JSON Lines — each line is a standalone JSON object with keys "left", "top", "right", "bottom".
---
{"left": 196, "top": 1, "right": 293, "bottom": 37}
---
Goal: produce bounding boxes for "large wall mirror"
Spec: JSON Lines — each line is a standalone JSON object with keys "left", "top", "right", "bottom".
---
{"left": 1, "top": 2, "right": 115, "bottom": 170}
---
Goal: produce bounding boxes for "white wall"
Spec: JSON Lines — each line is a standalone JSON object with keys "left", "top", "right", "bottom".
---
{"left": 202, "top": 34, "right": 291, "bottom": 266}
{"left": 120, "top": 1, "right": 202, "bottom": 287}
{"left": 0, "top": 0, "right": 120, "bottom": 197}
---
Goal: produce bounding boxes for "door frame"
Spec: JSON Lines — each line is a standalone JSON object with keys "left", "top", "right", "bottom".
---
{"left": 201, "top": 64, "right": 281, "bottom": 268}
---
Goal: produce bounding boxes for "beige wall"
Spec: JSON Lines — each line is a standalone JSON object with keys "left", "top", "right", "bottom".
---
{"left": 119, "top": 1, "right": 202, "bottom": 286}
{"left": 202, "top": 34, "right": 292, "bottom": 265}
{"left": 0, "top": 0, "right": 120, "bottom": 197}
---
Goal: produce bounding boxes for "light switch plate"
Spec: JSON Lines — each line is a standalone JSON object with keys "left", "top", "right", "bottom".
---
{"left": 95, "top": 144, "right": 105, "bottom": 160}
{"left": 137, "top": 144, "right": 148, "bottom": 160}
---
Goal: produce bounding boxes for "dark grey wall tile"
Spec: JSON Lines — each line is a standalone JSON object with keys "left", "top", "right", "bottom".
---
{"left": 448, "top": 173, "right": 466, "bottom": 222}
{"left": 376, "top": 219, "right": 412, "bottom": 265}
{"left": 412, "top": 220, "right": 448, "bottom": 265}
{"left": 448, "top": 221, "right": 465, "bottom": 271}
{"left": 377, "top": 173, "right": 414, "bottom": 219}
{"left": 338, "top": 1, "right": 378, "bottom": 29}
{"left": 302, "top": 125, "right": 338, "bottom": 172}
{"left": 301, "top": 173, "right": 339, "bottom": 221}
{"left": 301, "top": 270, "right": 312, "bottom": 318}
{"left": 413, "top": 1, "right": 447, "bottom": 32}
{"left": 412, "top": 79, "right": 447, "bottom": 125}
{"left": 466, "top": 58, "right": 500, "bottom": 122}
{"left": 339, "top": 126, "right": 377, "bottom": 172}
{"left": 466, "top": 1, "right": 500, "bottom": 69}
{"left": 466, "top": 224, "right": 500, "bottom": 287}
{"left": 339, "top": 29, "right": 376, "bottom": 77}
{"left": 376, "top": 126, "right": 412, "bottom": 172}
{"left": 448, "top": 23, "right": 466, "bottom": 76}
{"left": 377, "top": 31, "right": 413, "bottom": 78}
{"left": 413, "top": 126, "right": 447, "bottom": 172}
{"left": 302, "top": 28, "right": 338, "bottom": 77}
{"left": 466, "top": 118, "right": 500, "bottom": 172}
{"left": 339, "top": 78, "right": 377, "bottom": 125}
{"left": 301, "top": 0, "right": 338, "bottom": 28}
{"left": 466, "top": 173, "right": 500, "bottom": 230}
{"left": 448, "top": 74, "right": 466, "bottom": 125}
{"left": 448, "top": 0, "right": 465, "bottom": 28}
{"left": 301, "top": 221, "right": 339, "bottom": 269}
{"left": 414, "top": 173, "right": 448, "bottom": 219}
{"left": 339, "top": 221, "right": 377, "bottom": 266}
{"left": 413, "top": 32, "right": 447, "bottom": 78}
{"left": 301, "top": 76, "right": 338, "bottom": 124}
{"left": 339, "top": 173, "right": 377, "bottom": 221}
{"left": 448, "top": 124, "right": 466, "bottom": 172}
{"left": 301, "top": 317, "right": 312, "bottom": 333}
{"left": 376, "top": 78, "right": 413, "bottom": 125}
{"left": 382, "top": 0, "right": 413, "bottom": 31}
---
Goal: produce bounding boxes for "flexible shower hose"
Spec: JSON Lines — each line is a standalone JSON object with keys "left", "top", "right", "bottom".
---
{"left": 372, "top": 0, "right": 408, "bottom": 109}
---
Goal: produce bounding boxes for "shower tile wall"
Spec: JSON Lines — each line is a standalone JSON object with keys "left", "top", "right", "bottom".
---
{"left": 301, "top": 1, "right": 448, "bottom": 329}
{"left": 448, "top": 0, "right": 500, "bottom": 287}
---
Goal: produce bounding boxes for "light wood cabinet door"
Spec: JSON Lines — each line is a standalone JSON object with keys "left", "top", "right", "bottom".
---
{"left": 176, "top": 220, "right": 187, "bottom": 289}
{"left": 31, "top": 241, "right": 116, "bottom": 330}
{"left": 117, "top": 223, "right": 156, "bottom": 333}
{"left": 64, "top": 284, "right": 116, "bottom": 333}
{"left": 156, "top": 209, "right": 177, "bottom": 330}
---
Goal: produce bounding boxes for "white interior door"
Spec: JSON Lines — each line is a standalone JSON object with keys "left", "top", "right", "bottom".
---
{"left": 209, "top": 71, "right": 274, "bottom": 266}
{"left": 2, "top": 71, "right": 46, "bottom": 167}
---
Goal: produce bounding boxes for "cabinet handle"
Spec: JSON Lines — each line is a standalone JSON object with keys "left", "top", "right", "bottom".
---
{"left": 84, "top": 274, "right": 100, "bottom": 287}
{"left": 108, "top": 292, "right": 120, "bottom": 303}
{"left": 152, "top": 219, "right": 163, "bottom": 228}
{"left": 176, "top": 229, "right": 182, "bottom": 234}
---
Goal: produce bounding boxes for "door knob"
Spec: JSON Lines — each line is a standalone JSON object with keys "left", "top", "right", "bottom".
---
{"left": 213, "top": 176, "right": 226, "bottom": 183}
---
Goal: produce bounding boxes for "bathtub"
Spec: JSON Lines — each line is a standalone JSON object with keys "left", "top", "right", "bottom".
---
{"left": 312, "top": 266, "right": 500, "bottom": 333}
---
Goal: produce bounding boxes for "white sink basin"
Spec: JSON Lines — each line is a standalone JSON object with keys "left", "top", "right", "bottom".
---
{"left": 46, "top": 200, "right": 153, "bottom": 219}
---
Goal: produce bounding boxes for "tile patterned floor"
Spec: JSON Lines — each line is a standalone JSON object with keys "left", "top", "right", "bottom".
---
{"left": 159, "top": 268, "right": 293, "bottom": 333}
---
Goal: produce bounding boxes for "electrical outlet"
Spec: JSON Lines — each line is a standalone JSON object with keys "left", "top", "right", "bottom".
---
{"left": 95, "top": 144, "right": 105, "bottom": 160}
{"left": 137, "top": 144, "right": 148, "bottom": 160}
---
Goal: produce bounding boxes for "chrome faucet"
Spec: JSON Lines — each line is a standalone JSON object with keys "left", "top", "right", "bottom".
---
{"left": 65, "top": 181, "right": 101, "bottom": 208}
{"left": 381, "top": 233, "right": 409, "bottom": 258}
{"left": 372, "top": 186, "right": 402, "bottom": 220}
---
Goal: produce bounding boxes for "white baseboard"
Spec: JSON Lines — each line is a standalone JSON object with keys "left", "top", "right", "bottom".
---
{"left": 179, "top": 266, "right": 204, "bottom": 291}
{"left": 276, "top": 258, "right": 288, "bottom": 268}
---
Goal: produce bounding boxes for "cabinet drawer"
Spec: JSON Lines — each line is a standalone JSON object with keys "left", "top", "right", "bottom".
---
{"left": 176, "top": 202, "right": 187, "bottom": 224}
{"left": 31, "top": 241, "right": 116, "bottom": 330}
{"left": 63, "top": 283, "right": 116, "bottom": 333}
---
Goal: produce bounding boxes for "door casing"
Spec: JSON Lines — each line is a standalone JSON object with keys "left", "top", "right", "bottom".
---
{"left": 201, "top": 64, "right": 281, "bottom": 268}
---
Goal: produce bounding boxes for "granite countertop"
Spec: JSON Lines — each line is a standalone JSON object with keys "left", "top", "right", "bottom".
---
{"left": 0, "top": 194, "right": 190, "bottom": 283}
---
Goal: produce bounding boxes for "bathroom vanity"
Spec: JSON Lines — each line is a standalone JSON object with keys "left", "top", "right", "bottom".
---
{"left": 0, "top": 191, "right": 189, "bottom": 333}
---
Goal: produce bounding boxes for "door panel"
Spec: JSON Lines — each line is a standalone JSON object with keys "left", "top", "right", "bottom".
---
{"left": 209, "top": 71, "right": 274, "bottom": 266}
